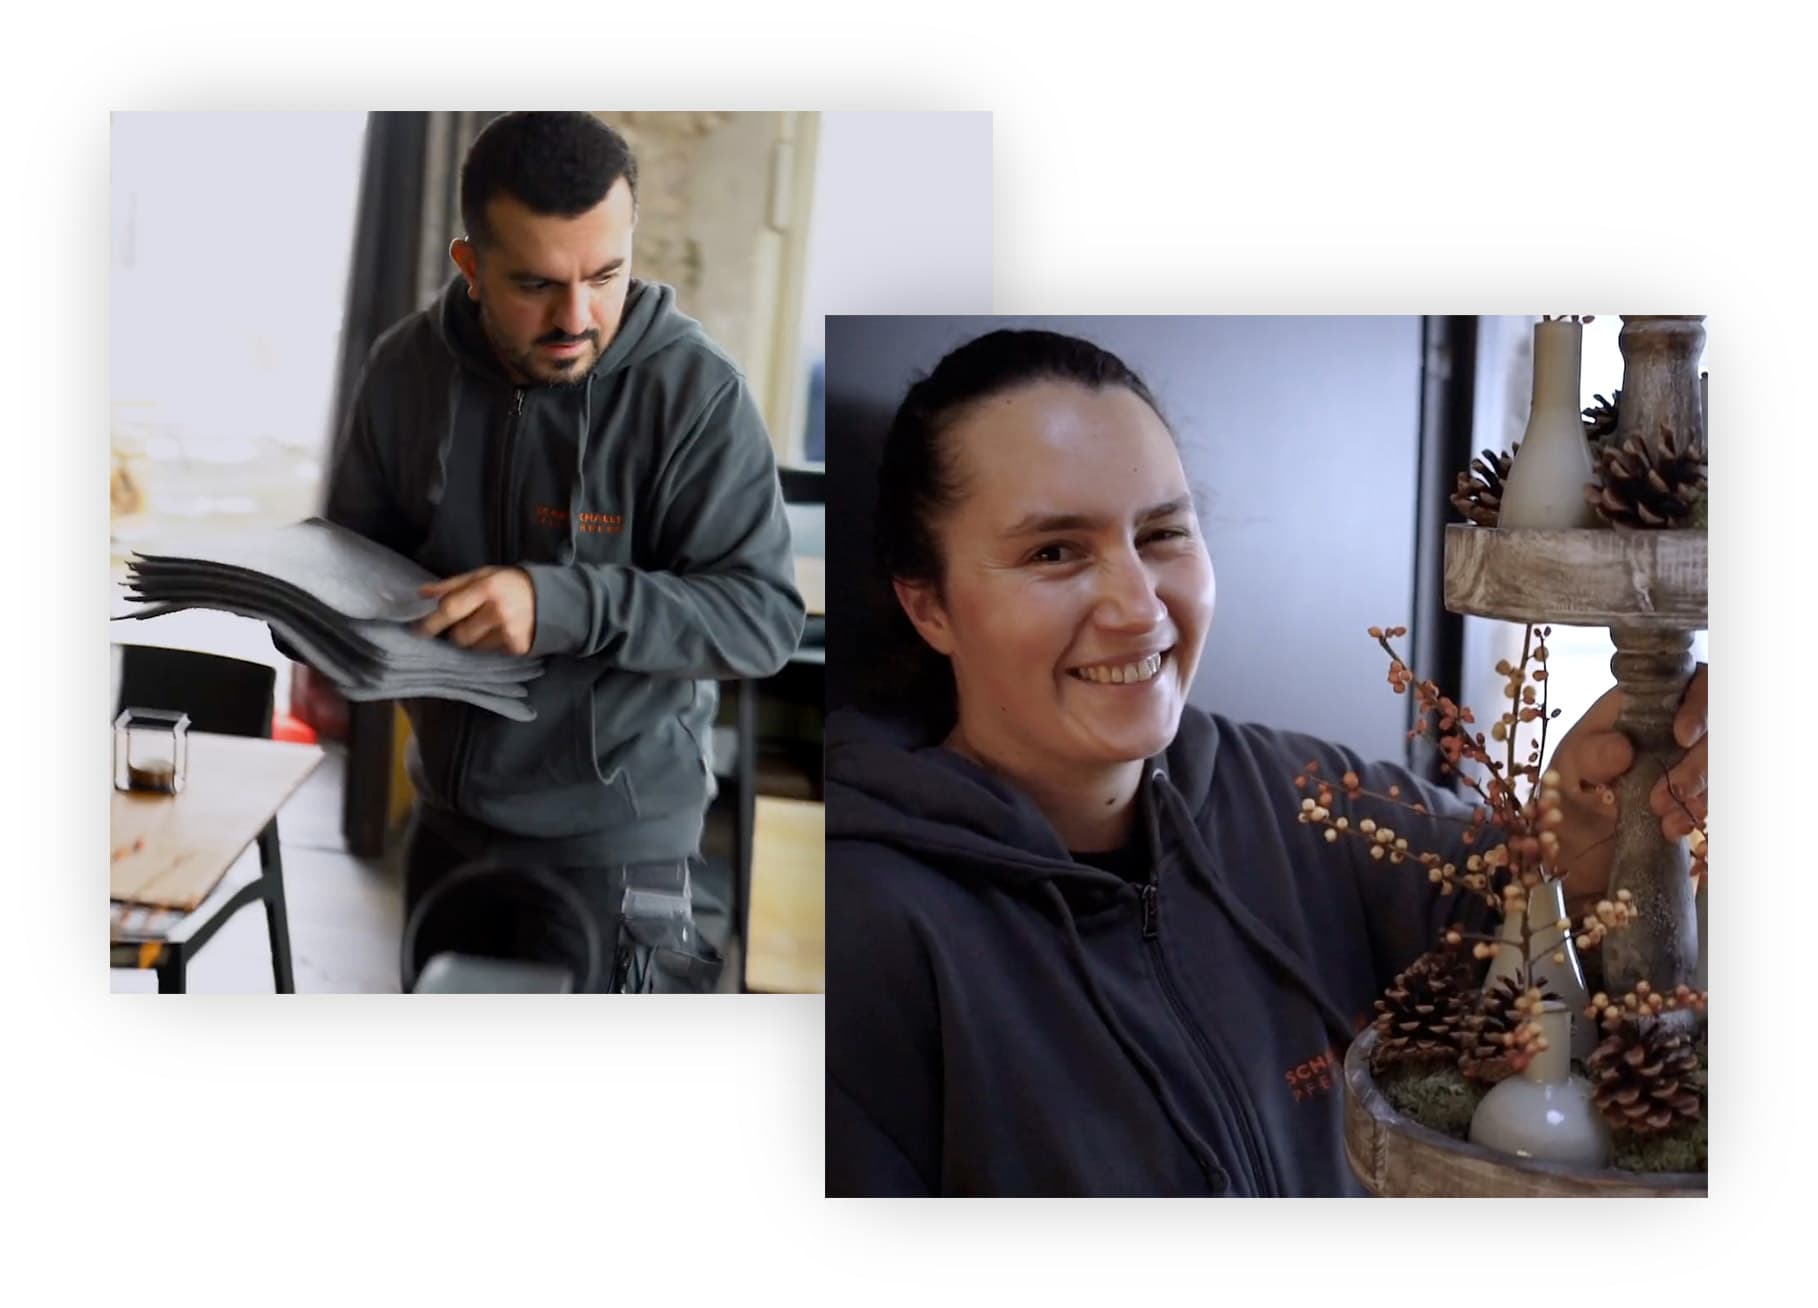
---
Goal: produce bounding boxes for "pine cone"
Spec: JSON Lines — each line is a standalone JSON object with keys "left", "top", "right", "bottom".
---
{"left": 1450, "top": 446, "right": 1517, "bottom": 527}
{"left": 1457, "top": 975, "right": 1524, "bottom": 1085}
{"left": 1587, "top": 1015, "right": 1704, "bottom": 1137}
{"left": 1371, "top": 950, "right": 1474, "bottom": 1074}
{"left": 1586, "top": 427, "right": 1708, "bottom": 529}
{"left": 1581, "top": 390, "right": 1622, "bottom": 444}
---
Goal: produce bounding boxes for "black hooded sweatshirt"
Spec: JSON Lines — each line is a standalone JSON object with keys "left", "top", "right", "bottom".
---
{"left": 322, "top": 276, "right": 804, "bottom": 864}
{"left": 825, "top": 705, "right": 1490, "bottom": 1196}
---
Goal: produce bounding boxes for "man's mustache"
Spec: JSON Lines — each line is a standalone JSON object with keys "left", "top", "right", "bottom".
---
{"left": 537, "top": 331, "right": 598, "bottom": 346}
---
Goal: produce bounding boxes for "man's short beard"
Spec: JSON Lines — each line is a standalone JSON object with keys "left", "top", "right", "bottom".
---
{"left": 478, "top": 301, "right": 601, "bottom": 389}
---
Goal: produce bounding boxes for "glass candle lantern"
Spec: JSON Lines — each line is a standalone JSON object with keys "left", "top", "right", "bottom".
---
{"left": 113, "top": 708, "right": 190, "bottom": 794}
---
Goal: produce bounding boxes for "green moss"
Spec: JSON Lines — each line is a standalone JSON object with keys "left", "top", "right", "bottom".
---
{"left": 1376, "top": 1030, "right": 1708, "bottom": 1177}
{"left": 1379, "top": 1061, "right": 1486, "bottom": 1140}
{"left": 1611, "top": 1115, "right": 1707, "bottom": 1174}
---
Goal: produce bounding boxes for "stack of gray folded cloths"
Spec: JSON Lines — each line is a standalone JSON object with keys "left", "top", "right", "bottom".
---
{"left": 123, "top": 518, "right": 544, "bottom": 721}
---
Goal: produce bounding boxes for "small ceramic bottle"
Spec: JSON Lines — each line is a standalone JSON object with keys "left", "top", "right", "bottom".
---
{"left": 1484, "top": 877, "right": 1595, "bottom": 1061}
{"left": 1497, "top": 318, "right": 1600, "bottom": 529}
{"left": 1468, "top": 1001, "right": 1611, "bottom": 1167}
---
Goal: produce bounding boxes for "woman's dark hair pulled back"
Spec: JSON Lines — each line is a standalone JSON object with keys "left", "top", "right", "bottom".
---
{"left": 868, "top": 328, "right": 1169, "bottom": 730}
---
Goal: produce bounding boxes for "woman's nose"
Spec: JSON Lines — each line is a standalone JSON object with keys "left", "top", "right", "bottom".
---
{"left": 1094, "top": 547, "right": 1166, "bottom": 630}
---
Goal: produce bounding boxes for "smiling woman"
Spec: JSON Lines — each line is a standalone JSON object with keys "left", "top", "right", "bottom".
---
{"left": 824, "top": 326, "right": 1501, "bottom": 1197}
{"left": 880, "top": 338, "right": 1216, "bottom": 852}
{"left": 823, "top": 322, "right": 1709, "bottom": 1196}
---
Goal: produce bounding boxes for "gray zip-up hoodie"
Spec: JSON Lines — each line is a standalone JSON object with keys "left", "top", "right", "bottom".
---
{"left": 825, "top": 705, "right": 1491, "bottom": 1195}
{"left": 324, "top": 276, "right": 804, "bottom": 861}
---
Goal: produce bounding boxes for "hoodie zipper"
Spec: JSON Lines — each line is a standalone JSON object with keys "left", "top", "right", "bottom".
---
{"left": 1142, "top": 876, "right": 1279, "bottom": 1196}
{"left": 445, "top": 385, "right": 527, "bottom": 812}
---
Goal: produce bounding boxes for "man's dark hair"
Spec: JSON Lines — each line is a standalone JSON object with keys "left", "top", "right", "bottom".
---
{"left": 460, "top": 112, "right": 639, "bottom": 249}
{"left": 869, "top": 328, "right": 1172, "bottom": 728}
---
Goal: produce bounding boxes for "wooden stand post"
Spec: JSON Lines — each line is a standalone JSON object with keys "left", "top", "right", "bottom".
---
{"left": 1603, "top": 626, "right": 1699, "bottom": 1004}
{"left": 1615, "top": 316, "right": 1707, "bottom": 453}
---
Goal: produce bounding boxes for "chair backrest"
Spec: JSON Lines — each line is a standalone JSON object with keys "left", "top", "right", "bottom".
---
{"left": 778, "top": 464, "right": 824, "bottom": 505}
{"left": 114, "top": 645, "right": 276, "bottom": 739}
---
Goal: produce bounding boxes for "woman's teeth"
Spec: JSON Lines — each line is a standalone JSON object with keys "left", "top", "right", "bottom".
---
{"left": 1070, "top": 652, "right": 1164, "bottom": 685}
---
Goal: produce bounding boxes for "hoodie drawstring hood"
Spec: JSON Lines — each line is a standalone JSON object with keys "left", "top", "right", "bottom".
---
{"left": 426, "top": 273, "right": 685, "bottom": 547}
{"left": 1149, "top": 770, "right": 1359, "bottom": 1051}
{"left": 561, "top": 374, "right": 593, "bottom": 565}
{"left": 1039, "top": 879, "right": 1230, "bottom": 1191}
{"left": 427, "top": 369, "right": 464, "bottom": 508}
{"left": 325, "top": 271, "right": 802, "bottom": 860}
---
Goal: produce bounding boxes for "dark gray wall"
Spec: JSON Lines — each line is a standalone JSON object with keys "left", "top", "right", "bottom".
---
{"left": 826, "top": 315, "right": 1426, "bottom": 763}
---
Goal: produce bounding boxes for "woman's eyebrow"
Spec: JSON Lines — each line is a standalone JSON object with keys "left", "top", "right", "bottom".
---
{"left": 1136, "top": 496, "right": 1194, "bottom": 524}
{"left": 1000, "top": 497, "right": 1193, "bottom": 539}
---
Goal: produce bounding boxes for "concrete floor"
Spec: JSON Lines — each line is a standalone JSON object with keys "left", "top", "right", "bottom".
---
{"left": 110, "top": 744, "right": 740, "bottom": 995}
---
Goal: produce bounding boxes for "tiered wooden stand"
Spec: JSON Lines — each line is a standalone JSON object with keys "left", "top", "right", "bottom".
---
{"left": 1344, "top": 1027, "right": 1706, "bottom": 1196}
{"left": 1341, "top": 315, "right": 1709, "bottom": 1196}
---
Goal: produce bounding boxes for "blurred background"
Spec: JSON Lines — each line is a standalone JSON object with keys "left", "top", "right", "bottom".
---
{"left": 108, "top": 110, "right": 992, "bottom": 993}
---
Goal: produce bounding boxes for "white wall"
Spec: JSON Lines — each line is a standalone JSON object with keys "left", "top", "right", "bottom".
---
{"left": 111, "top": 112, "right": 367, "bottom": 458}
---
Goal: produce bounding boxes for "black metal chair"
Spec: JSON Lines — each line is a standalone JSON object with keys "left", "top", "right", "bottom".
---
{"left": 401, "top": 864, "right": 598, "bottom": 994}
{"left": 776, "top": 463, "right": 824, "bottom": 506}
{"left": 111, "top": 645, "right": 295, "bottom": 994}
{"left": 117, "top": 644, "right": 276, "bottom": 738}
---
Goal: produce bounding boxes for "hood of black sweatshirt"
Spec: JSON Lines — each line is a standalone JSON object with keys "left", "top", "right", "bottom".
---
{"left": 414, "top": 274, "right": 712, "bottom": 557}
{"left": 825, "top": 702, "right": 1366, "bottom": 1048}
{"left": 823, "top": 704, "right": 1223, "bottom": 894}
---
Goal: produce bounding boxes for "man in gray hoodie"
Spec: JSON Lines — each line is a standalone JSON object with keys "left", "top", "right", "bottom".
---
{"left": 323, "top": 112, "right": 804, "bottom": 988}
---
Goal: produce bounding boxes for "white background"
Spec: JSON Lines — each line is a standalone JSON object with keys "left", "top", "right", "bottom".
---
{"left": 7, "top": 0, "right": 1800, "bottom": 1302}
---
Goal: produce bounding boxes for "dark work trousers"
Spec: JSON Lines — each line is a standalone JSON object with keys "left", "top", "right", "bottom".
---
{"left": 400, "top": 810, "right": 726, "bottom": 993}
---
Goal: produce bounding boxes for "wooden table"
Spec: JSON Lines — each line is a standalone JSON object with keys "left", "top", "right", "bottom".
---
{"left": 744, "top": 796, "right": 825, "bottom": 994}
{"left": 111, "top": 732, "right": 323, "bottom": 992}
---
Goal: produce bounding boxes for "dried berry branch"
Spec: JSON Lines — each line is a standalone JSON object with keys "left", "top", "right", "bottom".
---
{"left": 1297, "top": 624, "right": 1635, "bottom": 992}
{"left": 1304, "top": 614, "right": 1713, "bottom": 1125}
{"left": 1586, "top": 982, "right": 1708, "bottom": 1029}
{"left": 1663, "top": 774, "right": 1710, "bottom": 885}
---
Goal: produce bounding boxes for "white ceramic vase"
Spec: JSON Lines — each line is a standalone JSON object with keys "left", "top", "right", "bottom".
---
{"left": 1497, "top": 319, "right": 1600, "bottom": 529}
{"left": 1484, "top": 877, "right": 1595, "bottom": 1062}
{"left": 1468, "top": 1002, "right": 1611, "bottom": 1167}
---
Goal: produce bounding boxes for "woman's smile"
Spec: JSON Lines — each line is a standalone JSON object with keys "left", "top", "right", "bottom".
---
{"left": 1066, "top": 648, "right": 1171, "bottom": 685}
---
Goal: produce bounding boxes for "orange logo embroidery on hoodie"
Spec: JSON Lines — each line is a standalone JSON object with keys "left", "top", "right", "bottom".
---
{"left": 1283, "top": 1045, "right": 1343, "bottom": 1104}
{"left": 534, "top": 505, "right": 624, "bottom": 535}
{"left": 1284, "top": 1018, "right": 1366, "bottom": 1105}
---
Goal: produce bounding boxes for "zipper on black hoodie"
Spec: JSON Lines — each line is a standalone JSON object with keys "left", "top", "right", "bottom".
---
{"left": 1141, "top": 869, "right": 1280, "bottom": 1196}
{"left": 447, "top": 385, "right": 527, "bottom": 812}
